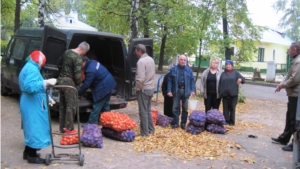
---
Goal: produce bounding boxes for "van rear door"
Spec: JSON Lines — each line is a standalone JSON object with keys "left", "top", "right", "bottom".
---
{"left": 126, "top": 38, "right": 153, "bottom": 101}
{"left": 41, "top": 25, "right": 67, "bottom": 79}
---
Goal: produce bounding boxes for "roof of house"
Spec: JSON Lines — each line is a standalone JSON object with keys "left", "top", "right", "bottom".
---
{"left": 260, "top": 28, "right": 294, "bottom": 46}
{"left": 49, "top": 9, "right": 97, "bottom": 31}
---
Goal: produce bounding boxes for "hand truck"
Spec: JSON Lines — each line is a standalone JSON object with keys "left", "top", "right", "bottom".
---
{"left": 45, "top": 85, "right": 84, "bottom": 166}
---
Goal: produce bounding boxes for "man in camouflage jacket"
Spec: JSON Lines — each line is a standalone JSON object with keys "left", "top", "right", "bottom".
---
{"left": 57, "top": 41, "right": 90, "bottom": 133}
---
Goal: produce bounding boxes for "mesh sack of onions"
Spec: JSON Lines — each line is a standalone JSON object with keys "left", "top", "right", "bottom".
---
{"left": 206, "top": 109, "right": 226, "bottom": 125}
{"left": 205, "top": 123, "right": 226, "bottom": 134}
{"left": 156, "top": 114, "right": 173, "bottom": 127}
{"left": 188, "top": 110, "right": 206, "bottom": 127}
{"left": 186, "top": 123, "right": 205, "bottom": 135}
{"left": 100, "top": 112, "right": 137, "bottom": 132}
{"left": 101, "top": 127, "right": 135, "bottom": 142}
{"left": 80, "top": 124, "right": 103, "bottom": 148}
{"left": 152, "top": 110, "right": 158, "bottom": 125}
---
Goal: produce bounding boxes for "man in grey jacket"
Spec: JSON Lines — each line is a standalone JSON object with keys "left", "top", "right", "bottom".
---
{"left": 135, "top": 44, "right": 155, "bottom": 137}
{"left": 272, "top": 42, "right": 300, "bottom": 151}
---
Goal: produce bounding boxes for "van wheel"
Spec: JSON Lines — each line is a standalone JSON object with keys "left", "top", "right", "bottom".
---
{"left": 1, "top": 84, "right": 9, "bottom": 96}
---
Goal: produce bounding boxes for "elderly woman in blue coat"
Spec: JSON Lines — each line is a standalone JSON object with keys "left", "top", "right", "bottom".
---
{"left": 19, "top": 50, "right": 57, "bottom": 163}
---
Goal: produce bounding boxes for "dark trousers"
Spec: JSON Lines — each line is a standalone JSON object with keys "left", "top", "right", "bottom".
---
{"left": 88, "top": 93, "right": 111, "bottom": 124}
{"left": 204, "top": 93, "right": 221, "bottom": 113}
{"left": 278, "top": 97, "right": 298, "bottom": 143}
{"left": 163, "top": 95, "right": 173, "bottom": 118}
{"left": 222, "top": 96, "right": 238, "bottom": 125}
{"left": 24, "top": 146, "right": 38, "bottom": 157}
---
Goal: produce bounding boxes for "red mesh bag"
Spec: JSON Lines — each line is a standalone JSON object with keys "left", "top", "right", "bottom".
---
{"left": 152, "top": 110, "right": 158, "bottom": 125}
{"left": 99, "top": 112, "right": 137, "bottom": 132}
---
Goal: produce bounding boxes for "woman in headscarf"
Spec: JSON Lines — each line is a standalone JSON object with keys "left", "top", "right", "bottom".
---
{"left": 19, "top": 50, "right": 57, "bottom": 163}
{"left": 218, "top": 60, "right": 245, "bottom": 126}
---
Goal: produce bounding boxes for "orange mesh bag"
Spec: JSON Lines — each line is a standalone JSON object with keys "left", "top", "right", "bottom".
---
{"left": 99, "top": 112, "right": 137, "bottom": 132}
{"left": 151, "top": 110, "right": 158, "bottom": 125}
{"left": 60, "top": 129, "right": 79, "bottom": 145}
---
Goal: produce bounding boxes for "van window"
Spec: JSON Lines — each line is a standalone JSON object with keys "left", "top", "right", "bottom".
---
{"left": 11, "top": 38, "right": 28, "bottom": 60}
{"left": 26, "top": 39, "right": 42, "bottom": 57}
{"left": 4, "top": 37, "right": 15, "bottom": 58}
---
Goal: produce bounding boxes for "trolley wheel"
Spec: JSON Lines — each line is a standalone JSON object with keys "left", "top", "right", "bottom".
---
{"left": 45, "top": 154, "right": 51, "bottom": 165}
{"left": 79, "top": 154, "right": 84, "bottom": 166}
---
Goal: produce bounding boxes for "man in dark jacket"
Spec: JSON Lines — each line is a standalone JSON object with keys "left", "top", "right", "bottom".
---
{"left": 167, "top": 55, "right": 195, "bottom": 129}
{"left": 219, "top": 60, "right": 245, "bottom": 126}
{"left": 78, "top": 57, "right": 116, "bottom": 125}
{"left": 272, "top": 42, "right": 300, "bottom": 151}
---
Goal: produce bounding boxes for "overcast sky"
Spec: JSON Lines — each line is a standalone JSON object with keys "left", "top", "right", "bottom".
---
{"left": 247, "top": 0, "right": 284, "bottom": 31}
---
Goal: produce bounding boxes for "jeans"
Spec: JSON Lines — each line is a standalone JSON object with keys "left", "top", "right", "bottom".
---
{"left": 172, "top": 89, "right": 188, "bottom": 126}
{"left": 87, "top": 93, "right": 111, "bottom": 124}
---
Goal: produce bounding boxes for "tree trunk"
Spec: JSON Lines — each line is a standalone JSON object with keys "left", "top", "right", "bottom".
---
{"left": 129, "top": 0, "right": 139, "bottom": 42}
{"left": 194, "top": 38, "right": 203, "bottom": 86}
{"left": 158, "top": 26, "right": 167, "bottom": 71}
{"left": 222, "top": 1, "right": 231, "bottom": 60}
{"left": 38, "top": 0, "right": 45, "bottom": 27}
{"left": 14, "top": 0, "right": 21, "bottom": 32}
{"left": 140, "top": 0, "right": 149, "bottom": 38}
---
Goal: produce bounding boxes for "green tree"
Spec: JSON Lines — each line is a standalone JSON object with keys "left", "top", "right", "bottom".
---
{"left": 273, "top": 0, "right": 300, "bottom": 41}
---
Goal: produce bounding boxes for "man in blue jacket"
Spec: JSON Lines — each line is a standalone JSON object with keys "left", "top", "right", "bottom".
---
{"left": 78, "top": 57, "right": 116, "bottom": 124}
{"left": 167, "top": 55, "right": 195, "bottom": 129}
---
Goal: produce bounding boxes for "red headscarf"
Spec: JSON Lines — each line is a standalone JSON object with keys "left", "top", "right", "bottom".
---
{"left": 30, "top": 50, "right": 46, "bottom": 67}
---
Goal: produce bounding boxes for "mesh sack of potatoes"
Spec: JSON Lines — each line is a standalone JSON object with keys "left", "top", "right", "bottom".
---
{"left": 206, "top": 109, "right": 226, "bottom": 125}
{"left": 186, "top": 123, "right": 205, "bottom": 135}
{"left": 156, "top": 114, "right": 173, "bottom": 127}
{"left": 188, "top": 110, "right": 206, "bottom": 127}
{"left": 80, "top": 124, "right": 103, "bottom": 148}
{"left": 206, "top": 123, "right": 226, "bottom": 134}
{"left": 101, "top": 127, "right": 135, "bottom": 142}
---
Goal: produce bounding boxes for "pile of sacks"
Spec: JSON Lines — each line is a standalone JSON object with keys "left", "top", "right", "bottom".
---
{"left": 205, "top": 109, "right": 226, "bottom": 134}
{"left": 186, "top": 109, "right": 226, "bottom": 135}
{"left": 99, "top": 112, "right": 137, "bottom": 142}
{"left": 186, "top": 110, "right": 206, "bottom": 135}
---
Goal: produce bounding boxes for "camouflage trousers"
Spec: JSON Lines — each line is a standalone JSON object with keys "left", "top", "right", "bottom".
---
{"left": 58, "top": 77, "right": 77, "bottom": 130}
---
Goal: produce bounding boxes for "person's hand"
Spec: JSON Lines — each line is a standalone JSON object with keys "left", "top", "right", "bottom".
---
{"left": 44, "top": 78, "right": 57, "bottom": 86}
{"left": 275, "top": 84, "right": 282, "bottom": 93}
{"left": 49, "top": 97, "right": 56, "bottom": 107}
{"left": 190, "top": 92, "right": 195, "bottom": 97}
{"left": 237, "top": 78, "right": 242, "bottom": 85}
{"left": 167, "top": 92, "right": 173, "bottom": 97}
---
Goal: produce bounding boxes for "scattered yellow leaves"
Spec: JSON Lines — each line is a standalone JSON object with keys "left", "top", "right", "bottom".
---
{"left": 133, "top": 126, "right": 235, "bottom": 160}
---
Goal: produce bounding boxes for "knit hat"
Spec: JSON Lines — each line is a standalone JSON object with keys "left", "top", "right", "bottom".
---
{"left": 225, "top": 60, "right": 234, "bottom": 67}
{"left": 30, "top": 50, "right": 46, "bottom": 67}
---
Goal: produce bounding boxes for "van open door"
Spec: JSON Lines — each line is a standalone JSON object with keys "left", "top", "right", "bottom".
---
{"left": 126, "top": 38, "right": 153, "bottom": 101}
{"left": 41, "top": 25, "right": 67, "bottom": 79}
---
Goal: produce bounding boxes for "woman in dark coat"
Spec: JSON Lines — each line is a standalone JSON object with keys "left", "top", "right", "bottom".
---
{"left": 161, "top": 72, "right": 173, "bottom": 117}
{"left": 219, "top": 60, "right": 245, "bottom": 126}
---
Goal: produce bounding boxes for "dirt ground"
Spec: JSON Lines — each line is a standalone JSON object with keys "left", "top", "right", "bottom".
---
{"left": 1, "top": 87, "right": 292, "bottom": 169}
